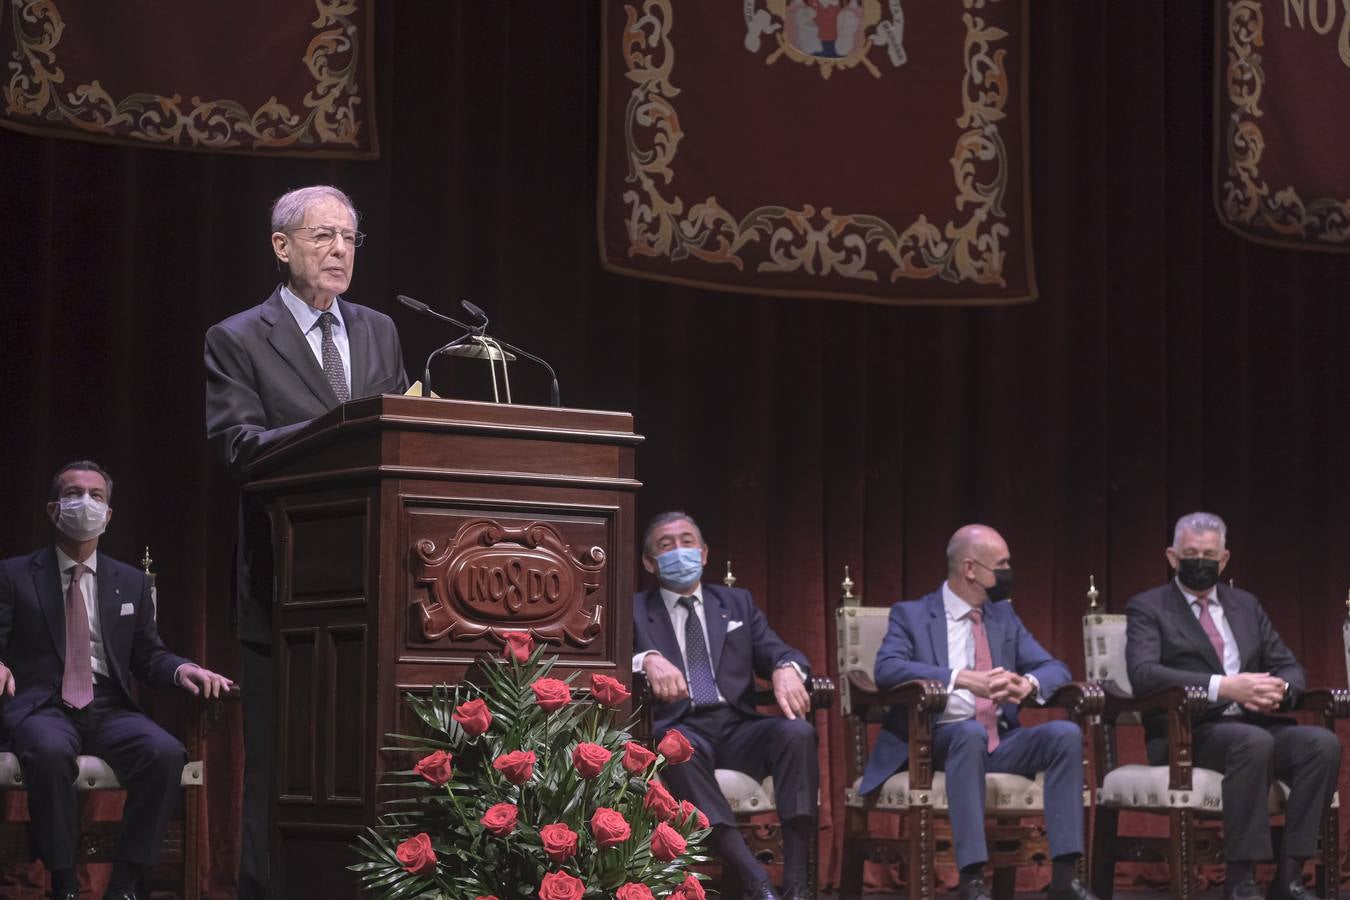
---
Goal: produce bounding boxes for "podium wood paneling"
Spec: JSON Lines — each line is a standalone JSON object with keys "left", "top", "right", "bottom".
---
{"left": 243, "top": 395, "right": 642, "bottom": 897}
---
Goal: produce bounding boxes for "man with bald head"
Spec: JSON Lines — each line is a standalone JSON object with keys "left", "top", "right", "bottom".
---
{"left": 859, "top": 525, "right": 1095, "bottom": 900}
{"left": 204, "top": 185, "right": 408, "bottom": 897}
{"left": 1126, "top": 512, "right": 1339, "bottom": 900}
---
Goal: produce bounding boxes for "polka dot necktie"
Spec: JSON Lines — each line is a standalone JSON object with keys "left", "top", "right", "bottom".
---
{"left": 317, "top": 311, "right": 349, "bottom": 403}
{"left": 678, "top": 596, "right": 720, "bottom": 705}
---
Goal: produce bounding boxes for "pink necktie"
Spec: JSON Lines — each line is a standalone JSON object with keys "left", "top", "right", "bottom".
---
{"left": 1193, "top": 594, "right": 1227, "bottom": 665}
{"left": 968, "top": 607, "right": 1000, "bottom": 752}
{"left": 62, "top": 563, "right": 94, "bottom": 709}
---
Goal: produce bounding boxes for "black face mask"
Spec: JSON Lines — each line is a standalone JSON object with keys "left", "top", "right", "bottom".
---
{"left": 984, "top": 566, "right": 1014, "bottom": 602}
{"left": 1177, "top": 557, "right": 1220, "bottom": 592}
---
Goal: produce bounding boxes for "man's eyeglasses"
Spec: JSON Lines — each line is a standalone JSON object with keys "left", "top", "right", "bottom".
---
{"left": 289, "top": 225, "right": 366, "bottom": 248}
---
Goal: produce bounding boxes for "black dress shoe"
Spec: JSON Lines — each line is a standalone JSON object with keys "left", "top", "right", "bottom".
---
{"left": 1047, "top": 879, "right": 1101, "bottom": 900}
{"left": 780, "top": 882, "right": 813, "bottom": 900}
{"left": 1225, "top": 877, "right": 1265, "bottom": 900}
{"left": 955, "top": 877, "right": 992, "bottom": 900}
{"left": 1267, "top": 879, "right": 1316, "bottom": 900}
{"left": 747, "top": 882, "right": 781, "bottom": 900}
{"left": 102, "top": 887, "right": 142, "bottom": 900}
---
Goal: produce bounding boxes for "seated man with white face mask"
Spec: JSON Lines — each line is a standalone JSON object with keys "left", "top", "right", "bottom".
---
{"left": 0, "top": 460, "right": 232, "bottom": 900}
{"left": 632, "top": 511, "right": 818, "bottom": 900}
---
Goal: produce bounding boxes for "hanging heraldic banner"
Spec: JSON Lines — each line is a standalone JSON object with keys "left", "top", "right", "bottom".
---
{"left": 0, "top": 0, "right": 377, "bottom": 158}
{"left": 1215, "top": 0, "right": 1350, "bottom": 250}
{"left": 597, "top": 0, "right": 1035, "bottom": 306}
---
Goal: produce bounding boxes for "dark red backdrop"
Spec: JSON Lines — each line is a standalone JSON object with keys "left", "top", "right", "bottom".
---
{"left": 0, "top": 2, "right": 1347, "bottom": 896}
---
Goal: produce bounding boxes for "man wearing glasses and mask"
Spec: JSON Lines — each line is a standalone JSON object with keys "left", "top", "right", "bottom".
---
{"left": 859, "top": 524, "right": 1097, "bottom": 900}
{"left": 1126, "top": 512, "right": 1339, "bottom": 900}
{"left": 203, "top": 185, "right": 408, "bottom": 898}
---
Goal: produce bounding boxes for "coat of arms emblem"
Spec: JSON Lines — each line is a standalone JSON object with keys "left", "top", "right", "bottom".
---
{"left": 744, "top": 0, "right": 907, "bottom": 78}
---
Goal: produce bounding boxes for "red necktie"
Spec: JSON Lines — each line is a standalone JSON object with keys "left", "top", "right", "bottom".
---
{"left": 62, "top": 562, "right": 94, "bottom": 709}
{"left": 1193, "top": 594, "right": 1227, "bottom": 665}
{"left": 968, "top": 607, "right": 1000, "bottom": 752}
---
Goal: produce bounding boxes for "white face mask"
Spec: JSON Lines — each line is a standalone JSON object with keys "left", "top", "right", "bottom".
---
{"left": 55, "top": 494, "right": 109, "bottom": 541}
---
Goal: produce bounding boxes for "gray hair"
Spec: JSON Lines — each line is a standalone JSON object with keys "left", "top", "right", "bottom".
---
{"left": 49, "top": 459, "right": 114, "bottom": 503}
{"left": 1173, "top": 511, "right": 1227, "bottom": 549}
{"left": 642, "top": 511, "right": 703, "bottom": 557}
{"left": 270, "top": 185, "right": 359, "bottom": 233}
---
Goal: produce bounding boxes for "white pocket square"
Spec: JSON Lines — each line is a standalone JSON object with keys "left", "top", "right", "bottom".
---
{"left": 119, "top": 603, "right": 135, "bottom": 616}
{"left": 726, "top": 620, "right": 744, "bottom": 632}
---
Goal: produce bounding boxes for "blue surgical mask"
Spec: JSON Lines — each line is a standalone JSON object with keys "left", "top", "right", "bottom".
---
{"left": 655, "top": 546, "right": 703, "bottom": 590}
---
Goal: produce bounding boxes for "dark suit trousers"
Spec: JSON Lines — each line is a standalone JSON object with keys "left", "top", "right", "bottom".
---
{"left": 239, "top": 639, "right": 274, "bottom": 900}
{"left": 10, "top": 680, "right": 186, "bottom": 870}
{"left": 1191, "top": 719, "right": 1340, "bottom": 860}
{"left": 933, "top": 718, "right": 1085, "bottom": 870}
{"left": 659, "top": 706, "right": 818, "bottom": 871}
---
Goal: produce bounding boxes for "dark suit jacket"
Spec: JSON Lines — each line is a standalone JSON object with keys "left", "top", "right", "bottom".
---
{"left": 632, "top": 583, "right": 810, "bottom": 735}
{"left": 0, "top": 547, "right": 190, "bottom": 735}
{"left": 859, "top": 588, "right": 1072, "bottom": 795}
{"left": 1125, "top": 581, "right": 1304, "bottom": 757}
{"left": 204, "top": 286, "right": 408, "bottom": 642}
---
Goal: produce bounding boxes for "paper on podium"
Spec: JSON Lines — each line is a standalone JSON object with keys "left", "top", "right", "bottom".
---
{"left": 404, "top": 381, "right": 441, "bottom": 399}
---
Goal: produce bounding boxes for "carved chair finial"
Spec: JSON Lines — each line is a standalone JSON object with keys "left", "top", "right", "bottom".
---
{"left": 723, "top": 561, "right": 736, "bottom": 588}
{"left": 1086, "top": 574, "right": 1099, "bottom": 611}
{"left": 141, "top": 546, "right": 154, "bottom": 575}
{"left": 841, "top": 565, "right": 859, "bottom": 607}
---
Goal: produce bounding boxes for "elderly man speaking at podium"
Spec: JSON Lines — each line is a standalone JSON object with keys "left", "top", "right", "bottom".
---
{"left": 203, "top": 185, "right": 408, "bottom": 898}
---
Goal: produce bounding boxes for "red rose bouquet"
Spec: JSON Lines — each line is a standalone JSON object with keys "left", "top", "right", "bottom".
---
{"left": 351, "top": 631, "right": 710, "bottom": 899}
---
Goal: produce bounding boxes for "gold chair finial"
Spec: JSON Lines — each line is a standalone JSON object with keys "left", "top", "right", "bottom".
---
{"left": 141, "top": 546, "right": 154, "bottom": 574}
{"left": 723, "top": 561, "right": 736, "bottom": 588}
{"left": 1086, "top": 575, "right": 1100, "bottom": 611}
{"left": 841, "top": 565, "right": 859, "bottom": 607}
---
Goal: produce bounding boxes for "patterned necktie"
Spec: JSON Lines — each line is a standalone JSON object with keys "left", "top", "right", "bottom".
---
{"left": 678, "top": 596, "right": 720, "bottom": 705}
{"left": 62, "top": 563, "right": 94, "bottom": 709}
{"left": 317, "top": 311, "right": 350, "bottom": 402}
{"left": 968, "top": 607, "right": 1000, "bottom": 752}
{"left": 1193, "top": 594, "right": 1227, "bottom": 664}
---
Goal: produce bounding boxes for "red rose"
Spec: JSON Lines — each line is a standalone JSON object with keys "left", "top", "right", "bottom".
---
{"left": 572, "top": 742, "right": 613, "bottom": 779}
{"left": 532, "top": 677, "right": 573, "bottom": 711}
{"left": 617, "top": 884, "right": 655, "bottom": 900}
{"left": 413, "top": 749, "right": 453, "bottom": 786}
{"left": 481, "top": 802, "right": 519, "bottom": 835}
{"left": 538, "top": 870, "right": 585, "bottom": 900}
{"left": 590, "top": 672, "right": 631, "bottom": 706}
{"left": 657, "top": 729, "right": 695, "bottom": 764}
{"left": 493, "top": 750, "right": 537, "bottom": 784}
{"left": 679, "top": 799, "right": 710, "bottom": 830}
{"left": 503, "top": 630, "right": 535, "bottom": 663}
{"left": 589, "top": 806, "right": 632, "bottom": 848}
{"left": 395, "top": 832, "right": 437, "bottom": 875}
{"left": 674, "top": 874, "right": 706, "bottom": 900}
{"left": 476, "top": 896, "right": 499, "bottom": 900}
{"left": 650, "top": 821, "right": 687, "bottom": 861}
{"left": 643, "top": 779, "right": 679, "bottom": 821}
{"left": 452, "top": 697, "right": 493, "bottom": 737}
{"left": 539, "top": 822, "right": 579, "bottom": 862}
{"left": 621, "top": 741, "right": 657, "bottom": 774}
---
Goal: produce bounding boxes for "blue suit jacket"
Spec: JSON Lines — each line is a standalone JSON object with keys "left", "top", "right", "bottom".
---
{"left": 0, "top": 547, "right": 190, "bottom": 736}
{"left": 859, "top": 588, "right": 1071, "bottom": 795}
{"left": 633, "top": 582, "right": 809, "bottom": 734}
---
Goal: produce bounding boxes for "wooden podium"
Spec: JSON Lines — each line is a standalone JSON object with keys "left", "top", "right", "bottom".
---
{"left": 243, "top": 395, "right": 643, "bottom": 896}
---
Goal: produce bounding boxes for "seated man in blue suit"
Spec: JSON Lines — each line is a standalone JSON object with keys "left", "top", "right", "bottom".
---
{"left": 859, "top": 524, "right": 1096, "bottom": 900}
{"left": 0, "top": 461, "right": 232, "bottom": 900}
{"left": 634, "top": 511, "right": 817, "bottom": 900}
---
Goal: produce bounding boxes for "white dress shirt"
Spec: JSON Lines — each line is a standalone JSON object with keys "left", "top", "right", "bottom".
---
{"left": 1177, "top": 578, "right": 1241, "bottom": 712}
{"left": 55, "top": 548, "right": 110, "bottom": 678}
{"left": 937, "top": 582, "right": 1042, "bottom": 723}
{"left": 281, "top": 284, "right": 351, "bottom": 393}
{"left": 632, "top": 587, "right": 727, "bottom": 702}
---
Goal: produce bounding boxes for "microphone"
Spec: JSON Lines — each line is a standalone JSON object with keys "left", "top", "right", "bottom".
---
{"left": 487, "top": 334, "right": 561, "bottom": 408}
{"left": 397, "top": 294, "right": 477, "bottom": 396}
{"left": 461, "top": 299, "right": 489, "bottom": 328}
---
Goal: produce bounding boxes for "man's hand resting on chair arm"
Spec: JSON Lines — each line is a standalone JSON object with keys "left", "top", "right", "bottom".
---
{"left": 175, "top": 663, "right": 234, "bottom": 699}
{"left": 641, "top": 652, "right": 690, "bottom": 703}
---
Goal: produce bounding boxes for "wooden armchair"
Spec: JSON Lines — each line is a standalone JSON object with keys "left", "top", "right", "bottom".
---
{"left": 1083, "top": 577, "right": 1347, "bottom": 900}
{"left": 0, "top": 548, "right": 234, "bottom": 900}
{"left": 836, "top": 570, "right": 1103, "bottom": 900}
{"left": 632, "top": 563, "right": 836, "bottom": 898}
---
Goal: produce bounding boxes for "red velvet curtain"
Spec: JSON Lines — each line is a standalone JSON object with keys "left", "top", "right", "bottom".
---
{"left": 0, "top": 2, "right": 1347, "bottom": 896}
